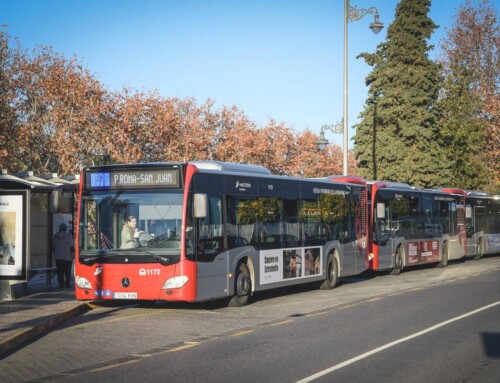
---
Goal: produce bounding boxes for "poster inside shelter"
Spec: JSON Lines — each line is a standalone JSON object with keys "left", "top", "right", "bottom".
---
{"left": 0, "top": 194, "right": 25, "bottom": 278}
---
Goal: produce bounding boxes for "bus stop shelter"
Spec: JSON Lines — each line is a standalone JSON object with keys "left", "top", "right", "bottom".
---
{"left": 0, "top": 170, "right": 77, "bottom": 300}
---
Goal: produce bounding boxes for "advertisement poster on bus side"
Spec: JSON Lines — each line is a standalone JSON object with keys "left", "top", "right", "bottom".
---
{"left": 0, "top": 192, "right": 28, "bottom": 280}
{"left": 260, "top": 247, "right": 322, "bottom": 285}
{"left": 406, "top": 240, "right": 439, "bottom": 264}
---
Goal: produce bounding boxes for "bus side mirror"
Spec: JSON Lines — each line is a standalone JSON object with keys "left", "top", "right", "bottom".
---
{"left": 377, "top": 203, "right": 386, "bottom": 219}
{"left": 465, "top": 207, "right": 472, "bottom": 219}
{"left": 194, "top": 193, "right": 208, "bottom": 218}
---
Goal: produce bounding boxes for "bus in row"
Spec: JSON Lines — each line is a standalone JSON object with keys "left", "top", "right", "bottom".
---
{"left": 464, "top": 190, "right": 500, "bottom": 258}
{"left": 72, "top": 161, "right": 368, "bottom": 306}
{"left": 60, "top": 161, "right": 499, "bottom": 306}
{"left": 366, "top": 182, "right": 467, "bottom": 274}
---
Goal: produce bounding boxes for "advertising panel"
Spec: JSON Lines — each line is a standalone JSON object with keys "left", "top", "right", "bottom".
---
{"left": 0, "top": 191, "right": 28, "bottom": 280}
{"left": 406, "top": 240, "right": 440, "bottom": 264}
{"left": 260, "top": 247, "right": 322, "bottom": 285}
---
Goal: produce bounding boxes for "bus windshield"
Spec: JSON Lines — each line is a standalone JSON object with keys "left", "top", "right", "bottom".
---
{"left": 78, "top": 190, "right": 184, "bottom": 265}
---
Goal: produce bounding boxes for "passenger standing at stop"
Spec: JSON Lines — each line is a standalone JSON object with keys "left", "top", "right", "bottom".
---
{"left": 53, "top": 223, "right": 74, "bottom": 288}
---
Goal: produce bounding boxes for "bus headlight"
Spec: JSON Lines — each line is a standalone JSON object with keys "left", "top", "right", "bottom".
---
{"left": 162, "top": 276, "right": 188, "bottom": 289}
{"left": 75, "top": 276, "right": 92, "bottom": 289}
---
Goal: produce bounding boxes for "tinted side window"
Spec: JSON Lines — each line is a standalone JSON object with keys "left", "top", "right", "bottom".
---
{"left": 256, "top": 179, "right": 284, "bottom": 249}
{"left": 192, "top": 173, "right": 225, "bottom": 262}
{"left": 283, "top": 180, "right": 301, "bottom": 248}
{"left": 226, "top": 195, "right": 257, "bottom": 250}
{"left": 225, "top": 175, "right": 258, "bottom": 250}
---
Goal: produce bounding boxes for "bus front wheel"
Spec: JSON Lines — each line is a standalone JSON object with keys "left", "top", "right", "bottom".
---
{"left": 436, "top": 243, "right": 448, "bottom": 268}
{"left": 474, "top": 239, "right": 484, "bottom": 261}
{"left": 320, "top": 254, "right": 338, "bottom": 290}
{"left": 228, "top": 262, "right": 251, "bottom": 307}
{"left": 390, "top": 247, "right": 403, "bottom": 275}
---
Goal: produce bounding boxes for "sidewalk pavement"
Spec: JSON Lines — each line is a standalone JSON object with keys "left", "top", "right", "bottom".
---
{"left": 0, "top": 271, "right": 89, "bottom": 358}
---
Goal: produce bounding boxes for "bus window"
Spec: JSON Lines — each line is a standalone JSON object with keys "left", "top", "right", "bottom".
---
{"left": 227, "top": 195, "right": 257, "bottom": 250}
{"left": 196, "top": 197, "right": 223, "bottom": 262}
{"left": 257, "top": 179, "right": 285, "bottom": 249}
{"left": 390, "top": 194, "right": 420, "bottom": 239}
{"left": 283, "top": 180, "right": 300, "bottom": 247}
{"left": 435, "top": 199, "right": 453, "bottom": 236}
{"left": 300, "top": 186, "right": 323, "bottom": 246}
{"left": 256, "top": 197, "right": 284, "bottom": 249}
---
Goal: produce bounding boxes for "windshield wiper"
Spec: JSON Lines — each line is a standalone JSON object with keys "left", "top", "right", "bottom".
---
{"left": 137, "top": 250, "right": 172, "bottom": 264}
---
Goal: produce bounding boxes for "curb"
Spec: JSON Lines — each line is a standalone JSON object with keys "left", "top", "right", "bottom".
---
{"left": 0, "top": 302, "right": 89, "bottom": 358}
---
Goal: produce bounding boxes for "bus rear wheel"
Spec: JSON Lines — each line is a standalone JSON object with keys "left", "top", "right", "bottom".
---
{"left": 228, "top": 262, "right": 251, "bottom": 307}
{"left": 320, "top": 254, "right": 338, "bottom": 290}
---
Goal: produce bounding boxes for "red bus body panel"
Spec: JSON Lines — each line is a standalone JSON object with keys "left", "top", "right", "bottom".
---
{"left": 74, "top": 164, "right": 202, "bottom": 302}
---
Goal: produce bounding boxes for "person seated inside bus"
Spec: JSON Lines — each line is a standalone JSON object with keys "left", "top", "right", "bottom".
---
{"left": 120, "top": 216, "right": 143, "bottom": 249}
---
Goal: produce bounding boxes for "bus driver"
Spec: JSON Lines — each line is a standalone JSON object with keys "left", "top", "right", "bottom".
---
{"left": 120, "top": 216, "right": 143, "bottom": 249}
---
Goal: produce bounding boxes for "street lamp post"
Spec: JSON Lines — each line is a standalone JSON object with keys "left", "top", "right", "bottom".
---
{"left": 317, "top": 1, "right": 383, "bottom": 175}
{"left": 317, "top": 120, "right": 343, "bottom": 151}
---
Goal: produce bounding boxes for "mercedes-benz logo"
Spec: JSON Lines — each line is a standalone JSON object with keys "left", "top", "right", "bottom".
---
{"left": 121, "top": 277, "right": 131, "bottom": 288}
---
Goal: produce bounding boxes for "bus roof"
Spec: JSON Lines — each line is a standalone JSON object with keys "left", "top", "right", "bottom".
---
{"left": 327, "top": 175, "right": 366, "bottom": 186}
{"left": 368, "top": 180, "right": 414, "bottom": 190}
{"left": 466, "top": 190, "right": 490, "bottom": 196}
{"left": 190, "top": 161, "right": 271, "bottom": 175}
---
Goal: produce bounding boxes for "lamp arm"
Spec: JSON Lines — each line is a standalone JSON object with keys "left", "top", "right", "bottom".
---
{"left": 348, "top": 6, "right": 379, "bottom": 22}
{"left": 322, "top": 119, "right": 343, "bottom": 135}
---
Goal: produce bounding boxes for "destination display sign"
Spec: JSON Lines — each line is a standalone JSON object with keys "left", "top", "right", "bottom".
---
{"left": 86, "top": 168, "right": 181, "bottom": 190}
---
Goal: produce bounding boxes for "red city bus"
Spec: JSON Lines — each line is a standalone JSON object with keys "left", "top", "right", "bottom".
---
{"left": 73, "top": 161, "right": 368, "bottom": 306}
{"left": 367, "top": 181, "right": 466, "bottom": 274}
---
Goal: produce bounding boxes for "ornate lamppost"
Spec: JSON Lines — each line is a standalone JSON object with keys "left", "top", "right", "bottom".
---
{"left": 317, "top": 1, "right": 383, "bottom": 175}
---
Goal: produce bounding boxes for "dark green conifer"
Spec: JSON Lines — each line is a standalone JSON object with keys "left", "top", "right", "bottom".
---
{"left": 353, "top": 0, "right": 446, "bottom": 187}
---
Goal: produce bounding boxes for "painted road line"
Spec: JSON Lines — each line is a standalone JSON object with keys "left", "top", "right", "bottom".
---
{"left": 269, "top": 319, "right": 294, "bottom": 327}
{"left": 366, "top": 297, "right": 383, "bottom": 302}
{"left": 306, "top": 311, "right": 329, "bottom": 317}
{"left": 338, "top": 304, "right": 358, "bottom": 309}
{"left": 296, "top": 300, "right": 500, "bottom": 383}
{"left": 230, "top": 330, "right": 254, "bottom": 337}
{"left": 91, "top": 359, "right": 139, "bottom": 372}
{"left": 163, "top": 342, "right": 201, "bottom": 353}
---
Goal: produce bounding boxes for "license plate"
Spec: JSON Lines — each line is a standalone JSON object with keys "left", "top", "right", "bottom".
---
{"left": 113, "top": 292, "right": 138, "bottom": 299}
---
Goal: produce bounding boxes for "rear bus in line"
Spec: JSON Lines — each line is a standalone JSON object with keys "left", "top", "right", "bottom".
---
{"left": 73, "top": 161, "right": 369, "bottom": 306}
{"left": 367, "top": 181, "right": 466, "bottom": 274}
{"left": 464, "top": 191, "right": 500, "bottom": 259}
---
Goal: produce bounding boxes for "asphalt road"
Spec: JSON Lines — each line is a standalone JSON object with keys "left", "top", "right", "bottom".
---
{"left": 1, "top": 256, "right": 499, "bottom": 383}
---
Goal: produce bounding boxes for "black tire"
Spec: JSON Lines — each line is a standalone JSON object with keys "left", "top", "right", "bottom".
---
{"left": 228, "top": 262, "right": 251, "bottom": 307}
{"left": 320, "top": 254, "right": 338, "bottom": 290}
{"left": 437, "top": 243, "right": 448, "bottom": 268}
{"left": 390, "top": 247, "right": 403, "bottom": 275}
{"left": 474, "top": 239, "right": 484, "bottom": 261}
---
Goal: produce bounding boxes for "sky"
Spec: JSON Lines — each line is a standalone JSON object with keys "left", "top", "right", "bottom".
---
{"left": 1, "top": 0, "right": 498, "bottom": 148}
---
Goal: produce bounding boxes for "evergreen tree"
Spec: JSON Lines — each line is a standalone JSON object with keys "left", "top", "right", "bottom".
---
{"left": 353, "top": 0, "right": 446, "bottom": 187}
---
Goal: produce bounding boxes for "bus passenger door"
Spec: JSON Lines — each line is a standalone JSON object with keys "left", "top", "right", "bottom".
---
{"left": 194, "top": 196, "right": 229, "bottom": 301}
{"left": 340, "top": 194, "right": 357, "bottom": 275}
{"left": 374, "top": 201, "right": 394, "bottom": 270}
